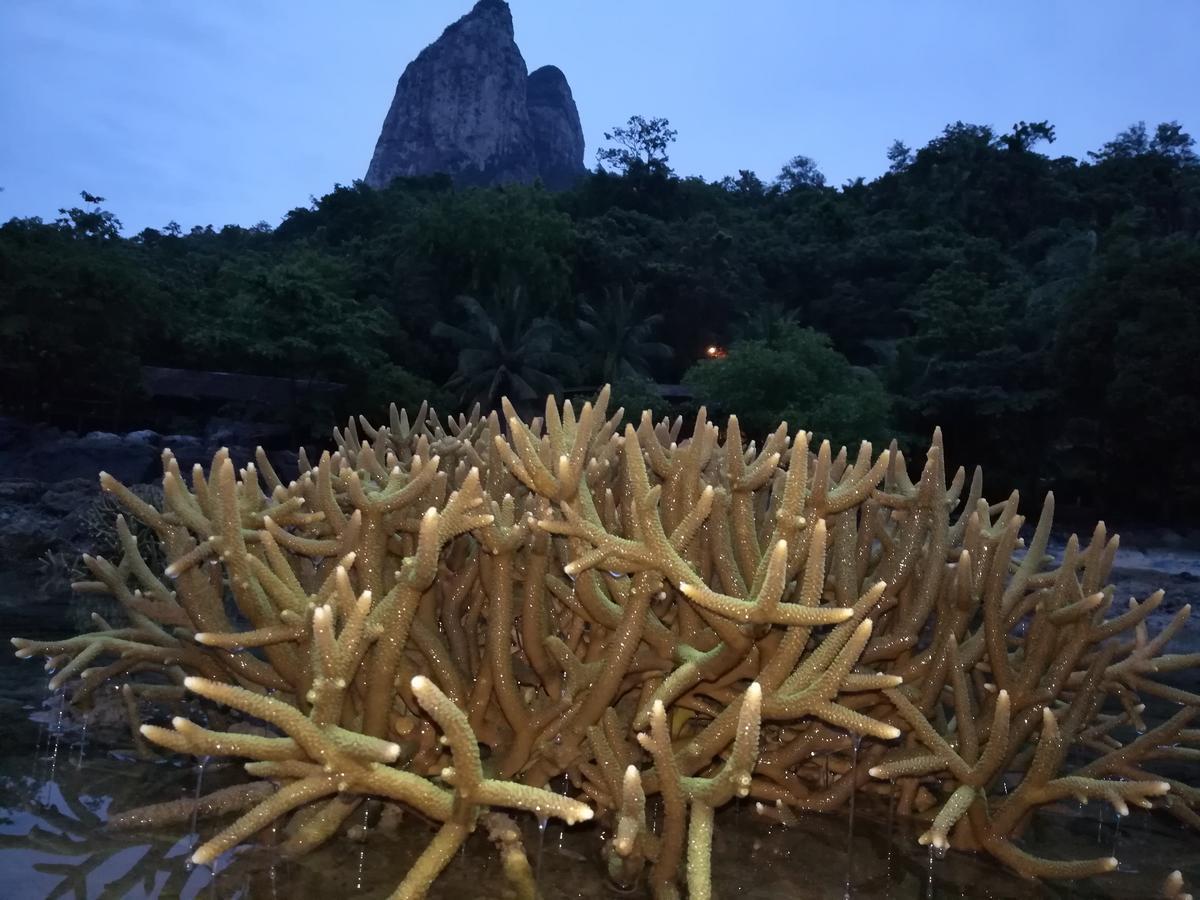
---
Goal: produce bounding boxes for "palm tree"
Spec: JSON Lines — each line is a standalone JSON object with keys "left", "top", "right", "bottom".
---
{"left": 432, "top": 290, "right": 574, "bottom": 412}
{"left": 575, "top": 286, "right": 673, "bottom": 384}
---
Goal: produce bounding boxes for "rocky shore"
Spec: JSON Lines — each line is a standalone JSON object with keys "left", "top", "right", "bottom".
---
{"left": 0, "top": 417, "right": 299, "bottom": 637}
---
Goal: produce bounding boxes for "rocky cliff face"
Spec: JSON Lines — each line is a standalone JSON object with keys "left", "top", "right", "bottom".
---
{"left": 527, "top": 65, "right": 586, "bottom": 190}
{"left": 365, "top": 0, "right": 585, "bottom": 189}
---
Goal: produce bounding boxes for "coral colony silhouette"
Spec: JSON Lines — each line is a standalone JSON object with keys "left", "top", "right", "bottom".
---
{"left": 12, "top": 389, "right": 1200, "bottom": 898}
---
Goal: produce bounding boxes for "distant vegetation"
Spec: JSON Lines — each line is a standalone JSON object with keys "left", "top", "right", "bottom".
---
{"left": 1, "top": 118, "right": 1197, "bottom": 519}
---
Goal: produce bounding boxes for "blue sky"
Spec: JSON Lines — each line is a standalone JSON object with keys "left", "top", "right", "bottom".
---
{"left": 1, "top": 1, "right": 1196, "bottom": 233}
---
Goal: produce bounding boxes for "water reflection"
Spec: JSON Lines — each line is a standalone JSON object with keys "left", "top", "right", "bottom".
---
{"left": 1, "top": 685, "right": 1197, "bottom": 899}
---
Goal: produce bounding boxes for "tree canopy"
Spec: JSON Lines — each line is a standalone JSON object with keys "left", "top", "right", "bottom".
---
{"left": 2, "top": 117, "right": 1197, "bottom": 519}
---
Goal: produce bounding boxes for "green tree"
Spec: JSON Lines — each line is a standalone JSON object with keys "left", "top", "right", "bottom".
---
{"left": 683, "top": 324, "right": 890, "bottom": 446}
{"left": 774, "top": 155, "right": 826, "bottom": 191}
{"left": 1150, "top": 121, "right": 1198, "bottom": 164}
{"left": 432, "top": 291, "right": 575, "bottom": 411}
{"left": 1055, "top": 239, "right": 1200, "bottom": 514}
{"left": 718, "top": 170, "right": 766, "bottom": 197}
{"left": 1001, "top": 120, "right": 1056, "bottom": 153}
{"left": 574, "top": 286, "right": 673, "bottom": 384}
{"left": 891, "top": 267, "right": 1056, "bottom": 492}
{"left": 730, "top": 301, "right": 800, "bottom": 343}
{"left": 607, "top": 374, "right": 671, "bottom": 426}
{"left": 1084, "top": 119, "right": 1197, "bottom": 164}
{"left": 184, "top": 250, "right": 391, "bottom": 376}
{"left": 1089, "top": 122, "right": 1151, "bottom": 160}
{"left": 0, "top": 210, "right": 151, "bottom": 418}
{"left": 55, "top": 191, "right": 122, "bottom": 241}
{"left": 406, "top": 185, "right": 574, "bottom": 310}
{"left": 596, "top": 116, "right": 678, "bottom": 176}
{"left": 886, "top": 140, "right": 913, "bottom": 173}
{"left": 168, "top": 247, "right": 418, "bottom": 421}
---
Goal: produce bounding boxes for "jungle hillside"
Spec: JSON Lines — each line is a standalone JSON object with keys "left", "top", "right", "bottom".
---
{"left": 1, "top": 118, "right": 1197, "bottom": 521}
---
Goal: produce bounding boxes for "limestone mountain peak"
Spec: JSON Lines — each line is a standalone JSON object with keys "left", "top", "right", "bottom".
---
{"left": 365, "top": 2, "right": 584, "bottom": 189}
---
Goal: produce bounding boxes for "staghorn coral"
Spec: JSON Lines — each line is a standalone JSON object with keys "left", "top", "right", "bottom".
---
{"left": 11, "top": 388, "right": 1200, "bottom": 897}
{"left": 1165, "top": 869, "right": 1194, "bottom": 900}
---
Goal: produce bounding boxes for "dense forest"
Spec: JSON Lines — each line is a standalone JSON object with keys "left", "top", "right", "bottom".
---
{"left": 1, "top": 118, "right": 1198, "bottom": 520}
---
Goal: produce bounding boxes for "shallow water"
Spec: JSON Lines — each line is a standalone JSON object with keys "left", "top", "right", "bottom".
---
{"left": 1, "top": 658, "right": 1197, "bottom": 899}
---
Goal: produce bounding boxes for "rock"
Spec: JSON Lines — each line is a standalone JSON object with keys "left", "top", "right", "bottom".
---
{"left": 0, "top": 481, "right": 45, "bottom": 504}
{"left": 0, "top": 417, "right": 59, "bottom": 451}
{"left": 365, "top": 0, "right": 584, "bottom": 189}
{"left": 527, "top": 65, "right": 586, "bottom": 189}
{"left": 60, "top": 433, "right": 161, "bottom": 485}
{"left": 205, "top": 418, "right": 290, "bottom": 448}
{"left": 0, "top": 431, "right": 159, "bottom": 485}
{"left": 40, "top": 479, "right": 98, "bottom": 515}
{"left": 162, "top": 434, "right": 206, "bottom": 471}
{"left": 366, "top": 0, "right": 535, "bottom": 188}
{"left": 126, "top": 429, "right": 161, "bottom": 445}
{"left": 0, "top": 496, "right": 59, "bottom": 559}
{"left": 0, "top": 414, "right": 308, "bottom": 638}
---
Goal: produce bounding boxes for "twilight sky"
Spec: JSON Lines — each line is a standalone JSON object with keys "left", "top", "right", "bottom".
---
{"left": 1, "top": 1, "right": 1196, "bottom": 234}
